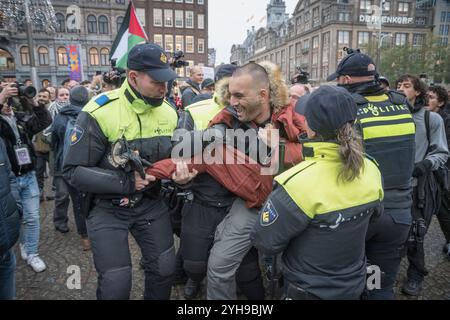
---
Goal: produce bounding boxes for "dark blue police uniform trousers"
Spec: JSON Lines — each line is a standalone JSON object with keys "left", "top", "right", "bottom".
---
{"left": 365, "top": 208, "right": 412, "bottom": 300}
{"left": 87, "top": 198, "right": 176, "bottom": 300}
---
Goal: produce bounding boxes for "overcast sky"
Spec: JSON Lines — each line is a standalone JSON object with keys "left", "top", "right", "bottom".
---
{"left": 209, "top": 0, "right": 298, "bottom": 65}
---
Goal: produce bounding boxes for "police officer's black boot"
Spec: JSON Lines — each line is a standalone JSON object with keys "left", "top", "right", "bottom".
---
{"left": 183, "top": 278, "right": 201, "bottom": 300}
{"left": 402, "top": 278, "right": 423, "bottom": 296}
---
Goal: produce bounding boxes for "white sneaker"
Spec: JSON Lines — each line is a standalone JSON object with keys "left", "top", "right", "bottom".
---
{"left": 19, "top": 243, "right": 28, "bottom": 261}
{"left": 27, "top": 255, "right": 47, "bottom": 273}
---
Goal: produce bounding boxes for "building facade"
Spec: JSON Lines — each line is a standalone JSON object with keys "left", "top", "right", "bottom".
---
{"left": 231, "top": 0, "right": 436, "bottom": 83}
{"left": 134, "top": 0, "right": 209, "bottom": 78}
{"left": 431, "top": 0, "right": 450, "bottom": 46}
{"left": 0, "top": 0, "right": 128, "bottom": 87}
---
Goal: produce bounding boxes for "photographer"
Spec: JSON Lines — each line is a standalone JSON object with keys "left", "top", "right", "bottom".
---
{"left": 0, "top": 81, "right": 51, "bottom": 273}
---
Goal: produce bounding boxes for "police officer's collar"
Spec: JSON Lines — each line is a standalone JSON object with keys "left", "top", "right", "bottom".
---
{"left": 122, "top": 81, "right": 165, "bottom": 115}
{"left": 302, "top": 141, "right": 341, "bottom": 162}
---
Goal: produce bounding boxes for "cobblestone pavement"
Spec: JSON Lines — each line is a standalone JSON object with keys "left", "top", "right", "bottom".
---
{"left": 14, "top": 184, "right": 450, "bottom": 300}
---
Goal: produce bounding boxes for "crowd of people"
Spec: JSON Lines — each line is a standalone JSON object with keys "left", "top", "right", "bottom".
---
{"left": 1, "top": 42, "right": 450, "bottom": 300}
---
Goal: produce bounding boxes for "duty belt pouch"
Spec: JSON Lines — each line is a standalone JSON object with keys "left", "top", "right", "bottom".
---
{"left": 284, "top": 282, "right": 321, "bottom": 300}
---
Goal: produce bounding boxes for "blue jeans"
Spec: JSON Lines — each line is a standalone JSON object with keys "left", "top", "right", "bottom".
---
{"left": 17, "top": 171, "right": 41, "bottom": 256}
{"left": 0, "top": 249, "right": 16, "bottom": 299}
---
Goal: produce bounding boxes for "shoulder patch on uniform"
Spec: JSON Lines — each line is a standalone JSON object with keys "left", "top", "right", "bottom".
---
{"left": 95, "top": 95, "right": 111, "bottom": 107}
{"left": 261, "top": 200, "right": 279, "bottom": 227}
{"left": 70, "top": 125, "right": 84, "bottom": 146}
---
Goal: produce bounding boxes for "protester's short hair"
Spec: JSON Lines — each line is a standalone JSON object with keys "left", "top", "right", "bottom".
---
{"left": 396, "top": 74, "right": 427, "bottom": 99}
{"left": 233, "top": 62, "right": 270, "bottom": 90}
{"left": 429, "top": 85, "right": 449, "bottom": 107}
{"left": 80, "top": 80, "right": 91, "bottom": 86}
{"left": 61, "top": 78, "right": 71, "bottom": 86}
{"left": 38, "top": 88, "right": 50, "bottom": 95}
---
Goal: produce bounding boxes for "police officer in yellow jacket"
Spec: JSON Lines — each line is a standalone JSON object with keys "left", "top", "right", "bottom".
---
{"left": 327, "top": 50, "right": 415, "bottom": 299}
{"left": 63, "top": 44, "right": 179, "bottom": 300}
{"left": 252, "top": 86, "right": 384, "bottom": 300}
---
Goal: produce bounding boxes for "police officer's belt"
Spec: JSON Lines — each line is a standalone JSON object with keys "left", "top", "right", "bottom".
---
{"left": 95, "top": 193, "right": 145, "bottom": 209}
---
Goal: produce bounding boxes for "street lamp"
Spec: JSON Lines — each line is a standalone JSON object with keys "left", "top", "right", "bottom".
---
{"left": 375, "top": 33, "right": 393, "bottom": 73}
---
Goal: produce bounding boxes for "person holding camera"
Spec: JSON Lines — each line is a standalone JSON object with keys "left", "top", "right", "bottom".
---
{"left": 181, "top": 66, "right": 204, "bottom": 108}
{"left": 63, "top": 43, "right": 182, "bottom": 300}
{"left": 0, "top": 81, "right": 52, "bottom": 273}
{"left": 327, "top": 50, "right": 416, "bottom": 300}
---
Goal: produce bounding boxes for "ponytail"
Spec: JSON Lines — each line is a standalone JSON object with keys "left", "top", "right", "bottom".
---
{"left": 336, "top": 123, "right": 364, "bottom": 182}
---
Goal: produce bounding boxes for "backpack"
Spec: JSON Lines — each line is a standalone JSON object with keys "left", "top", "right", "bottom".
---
{"left": 63, "top": 116, "right": 77, "bottom": 161}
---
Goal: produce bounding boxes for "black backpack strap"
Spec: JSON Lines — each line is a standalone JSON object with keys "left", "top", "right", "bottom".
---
{"left": 424, "top": 110, "right": 431, "bottom": 160}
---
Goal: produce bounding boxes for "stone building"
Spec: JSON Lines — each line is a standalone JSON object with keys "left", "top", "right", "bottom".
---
{"left": 0, "top": 0, "right": 128, "bottom": 87}
{"left": 231, "top": 0, "right": 436, "bottom": 83}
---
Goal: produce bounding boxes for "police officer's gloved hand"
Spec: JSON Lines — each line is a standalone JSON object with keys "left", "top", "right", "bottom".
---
{"left": 412, "top": 159, "right": 433, "bottom": 178}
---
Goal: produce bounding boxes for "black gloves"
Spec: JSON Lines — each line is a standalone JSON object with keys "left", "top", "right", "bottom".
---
{"left": 412, "top": 159, "right": 433, "bottom": 178}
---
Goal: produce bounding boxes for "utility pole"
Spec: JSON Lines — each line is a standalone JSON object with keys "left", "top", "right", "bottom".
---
{"left": 24, "top": 0, "right": 38, "bottom": 87}
{"left": 375, "top": 0, "right": 383, "bottom": 73}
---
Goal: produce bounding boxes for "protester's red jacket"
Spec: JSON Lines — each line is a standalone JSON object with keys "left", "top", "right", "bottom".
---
{"left": 146, "top": 103, "right": 306, "bottom": 208}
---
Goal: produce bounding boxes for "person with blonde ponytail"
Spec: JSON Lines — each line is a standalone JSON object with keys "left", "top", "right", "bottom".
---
{"left": 252, "top": 86, "right": 384, "bottom": 300}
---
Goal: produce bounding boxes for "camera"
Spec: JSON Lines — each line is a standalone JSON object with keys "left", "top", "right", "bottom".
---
{"left": 291, "top": 67, "right": 310, "bottom": 85}
{"left": 171, "top": 51, "right": 189, "bottom": 69}
{"left": 13, "top": 82, "right": 37, "bottom": 99}
{"left": 103, "top": 59, "right": 126, "bottom": 87}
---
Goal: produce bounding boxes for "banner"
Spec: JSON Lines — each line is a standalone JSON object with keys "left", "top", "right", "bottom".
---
{"left": 67, "top": 44, "right": 82, "bottom": 81}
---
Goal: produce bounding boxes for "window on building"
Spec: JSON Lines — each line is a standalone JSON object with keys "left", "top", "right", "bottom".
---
{"left": 87, "top": 15, "right": 97, "bottom": 33}
{"left": 186, "top": 11, "right": 194, "bottom": 28}
{"left": 441, "top": 37, "right": 448, "bottom": 47}
{"left": 100, "top": 48, "right": 110, "bottom": 65}
{"left": 165, "top": 35, "right": 174, "bottom": 52}
{"left": 55, "top": 13, "right": 65, "bottom": 32}
{"left": 413, "top": 34, "right": 425, "bottom": 47}
{"left": 20, "top": 46, "right": 30, "bottom": 66}
{"left": 136, "top": 8, "right": 146, "bottom": 27}
{"left": 198, "top": 14, "right": 204, "bottom": 29}
{"left": 383, "top": 1, "right": 391, "bottom": 11}
{"left": 57, "top": 47, "right": 68, "bottom": 65}
{"left": 116, "top": 0, "right": 125, "bottom": 3}
{"left": 358, "top": 31, "right": 370, "bottom": 46}
{"left": 154, "top": 34, "right": 163, "bottom": 48}
{"left": 398, "top": 2, "right": 409, "bottom": 14}
{"left": 416, "top": 17, "right": 427, "bottom": 25}
{"left": 174, "top": 0, "right": 183, "bottom": 3}
{"left": 175, "top": 35, "right": 184, "bottom": 51}
{"left": 312, "top": 36, "right": 319, "bottom": 49}
{"left": 198, "top": 0, "right": 204, "bottom": 4}
{"left": 186, "top": 36, "right": 194, "bottom": 53}
{"left": 175, "top": 10, "right": 184, "bottom": 28}
{"left": 89, "top": 48, "right": 99, "bottom": 66}
{"left": 185, "top": 0, "right": 193, "bottom": 3}
{"left": 98, "top": 15, "right": 109, "bottom": 34}
{"left": 38, "top": 46, "right": 49, "bottom": 65}
{"left": 198, "top": 38, "right": 205, "bottom": 53}
{"left": 338, "top": 30, "right": 350, "bottom": 44}
{"left": 338, "top": 12, "right": 350, "bottom": 21}
{"left": 441, "top": 11, "right": 447, "bottom": 23}
{"left": 312, "top": 7, "right": 320, "bottom": 27}
{"left": 116, "top": 16, "right": 124, "bottom": 31}
{"left": 395, "top": 33, "right": 407, "bottom": 46}
{"left": 439, "top": 25, "right": 449, "bottom": 36}
{"left": 164, "top": 9, "right": 173, "bottom": 27}
{"left": 360, "top": 0, "right": 371, "bottom": 11}
{"left": 154, "top": 9, "right": 163, "bottom": 27}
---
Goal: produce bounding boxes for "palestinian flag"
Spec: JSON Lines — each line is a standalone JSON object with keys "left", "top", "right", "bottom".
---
{"left": 110, "top": 1, "right": 148, "bottom": 69}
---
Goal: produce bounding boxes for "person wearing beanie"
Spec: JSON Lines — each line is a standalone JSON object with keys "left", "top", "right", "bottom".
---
{"left": 50, "top": 85, "right": 90, "bottom": 250}
{"left": 252, "top": 85, "right": 384, "bottom": 300}
{"left": 327, "top": 51, "right": 416, "bottom": 300}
